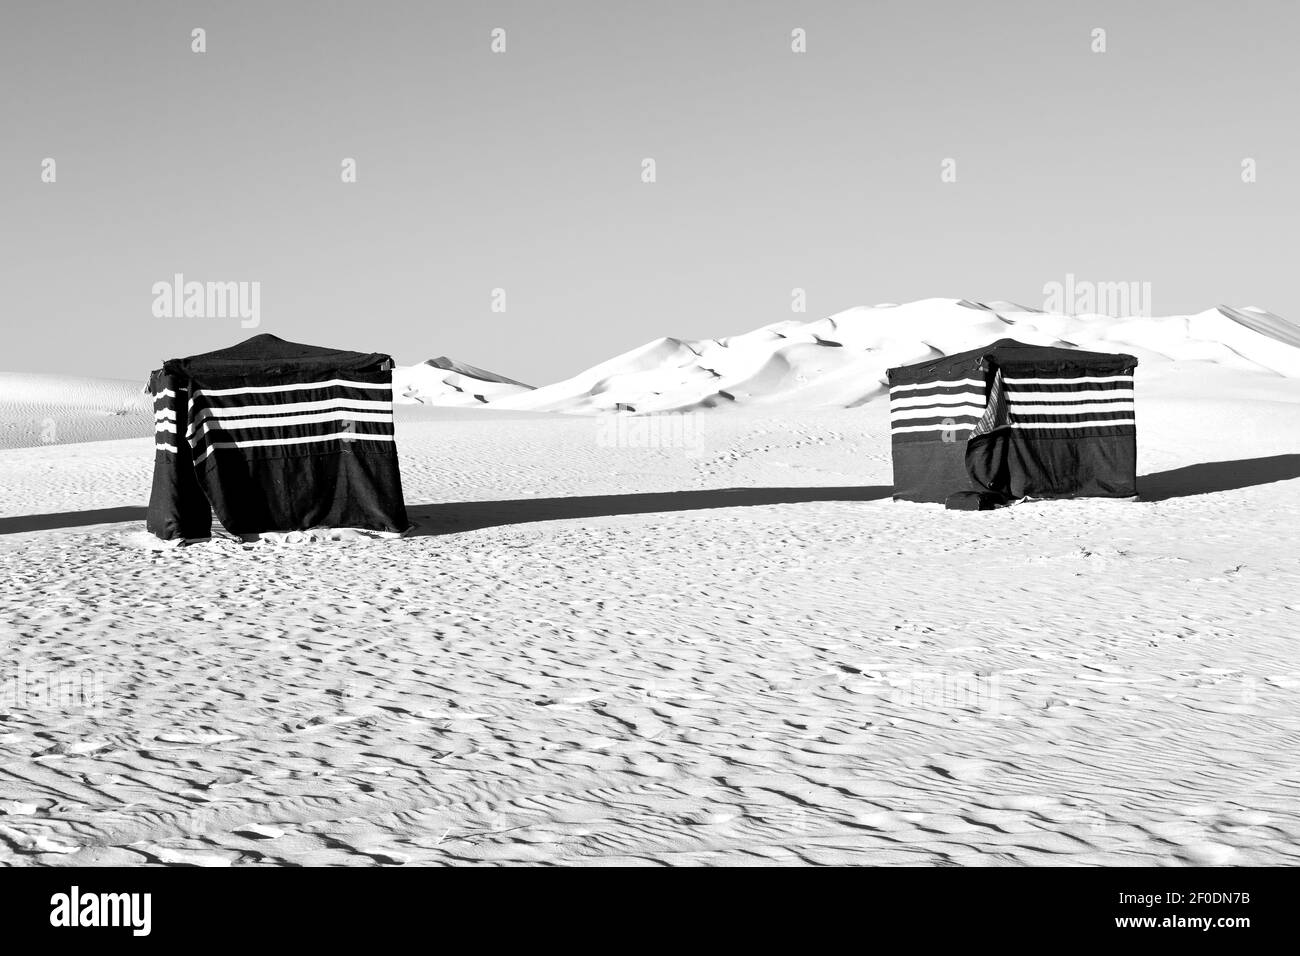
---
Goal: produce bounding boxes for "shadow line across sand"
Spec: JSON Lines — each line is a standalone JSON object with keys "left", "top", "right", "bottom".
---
{"left": 0, "top": 506, "right": 148, "bottom": 535}
{"left": 1, "top": 455, "right": 1298, "bottom": 536}
{"left": 0, "top": 488, "right": 893, "bottom": 537}
{"left": 405, "top": 486, "right": 893, "bottom": 536}
{"left": 1138, "top": 454, "right": 1300, "bottom": 502}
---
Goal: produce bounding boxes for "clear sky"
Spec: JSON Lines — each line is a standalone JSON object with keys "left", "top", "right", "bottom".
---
{"left": 2, "top": 0, "right": 1297, "bottom": 383}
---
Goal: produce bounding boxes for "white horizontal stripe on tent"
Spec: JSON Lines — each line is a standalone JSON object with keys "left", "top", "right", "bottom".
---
{"left": 1010, "top": 418, "right": 1135, "bottom": 430}
{"left": 193, "top": 379, "right": 392, "bottom": 398}
{"left": 155, "top": 409, "right": 175, "bottom": 421}
{"left": 888, "top": 378, "right": 985, "bottom": 393}
{"left": 889, "top": 391, "right": 987, "bottom": 410}
{"left": 891, "top": 423, "right": 975, "bottom": 435}
{"left": 891, "top": 403, "right": 986, "bottom": 420}
{"left": 192, "top": 431, "right": 394, "bottom": 465}
{"left": 154, "top": 388, "right": 185, "bottom": 399}
{"left": 156, "top": 443, "right": 178, "bottom": 453}
{"left": 1003, "top": 389, "right": 1131, "bottom": 402}
{"left": 190, "top": 397, "right": 393, "bottom": 420}
{"left": 1008, "top": 401, "right": 1135, "bottom": 415}
{"left": 189, "top": 410, "right": 392, "bottom": 438}
{"left": 1001, "top": 374, "right": 1133, "bottom": 386}
{"left": 155, "top": 422, "right": 177, "bottom": 433}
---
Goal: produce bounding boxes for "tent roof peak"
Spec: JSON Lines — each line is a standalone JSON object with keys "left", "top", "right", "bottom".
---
{"left": 157, "top": 333, "right": 393, "bottom": 380}
{"left": 887, "top": 338, "right": 1138, "bottom": 386}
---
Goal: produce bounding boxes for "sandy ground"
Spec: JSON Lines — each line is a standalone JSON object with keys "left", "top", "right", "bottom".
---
{"left": 1, "top": 372, "right": 1298, "bottom": 865}
{"left": 0, "top": 373, "right": 152, "bottom": 450}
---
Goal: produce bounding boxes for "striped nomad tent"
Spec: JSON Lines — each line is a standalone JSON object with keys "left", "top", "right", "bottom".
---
{"left": 887, "top": 339, "right": 1138, "bottom": 507}
{"left": 147, "top": 334, "right": 409, "bottom": 539}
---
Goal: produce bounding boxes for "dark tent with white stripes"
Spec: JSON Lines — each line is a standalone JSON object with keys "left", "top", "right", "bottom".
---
{"left": 147, "top": 334, "right": 409, "bottom": 539}
{"left": 887, "top": 339, "right": 1138, "bottom": 508}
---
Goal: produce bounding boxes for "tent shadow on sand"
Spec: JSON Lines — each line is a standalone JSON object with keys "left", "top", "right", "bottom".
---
{"left": 1138, "top": 454, "right": 1300, "bottom": 502}
{"left": 0, "top": 506, "right": 148, "bottom": 536}
{"left": 0, "top": 489, "right": 891, "bottom": 537}
{"left": 406, "top": 485, "right": 892, "bottom": 536}
{"left": 3, "top": 457, "right": 1298, "bottom": 536}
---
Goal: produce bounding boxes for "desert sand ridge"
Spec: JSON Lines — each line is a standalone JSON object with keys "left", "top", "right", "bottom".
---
{"left": 5, "top": 298, "right": 1300, "bottom": 450}
{"left": 424, "top": 356, "right": 534, "bottom": 388}
{"left": 395, "top": 297, "right": 1300, "bottom": 414}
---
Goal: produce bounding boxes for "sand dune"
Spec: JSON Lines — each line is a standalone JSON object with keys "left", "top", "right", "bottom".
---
{"left": 6, "top": 300, "right": 1298, "bottom": 451}
{"left": 399, "top": 299, "right": 1300, "bottom": 414}
{"left": 0, "top": 372, "right": 152, "bottom": 450}
{"left": 393, "top": 358, "right": 534, "bottom": 408}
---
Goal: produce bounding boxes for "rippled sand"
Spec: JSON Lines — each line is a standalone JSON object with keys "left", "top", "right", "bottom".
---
{"left": 1, "top": 386, "right": 1298, "bottom": 865}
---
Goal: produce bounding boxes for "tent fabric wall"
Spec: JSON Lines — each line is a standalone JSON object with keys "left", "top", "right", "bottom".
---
{"left": 147, "top": 371, "right": 213, "bottom": 540}
{"left": 146, "top": 334, "right": 409, "bottom": 539}
{"left": 887, "top": 339, "right": 1138, "bottom": 504}
{"left": 887, "top": 348, "right": 989, "bottom": 502}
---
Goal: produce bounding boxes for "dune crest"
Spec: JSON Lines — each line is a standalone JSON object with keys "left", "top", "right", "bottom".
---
{"left": 396, "top": 298, "right": 1300, "bottom": 415}
{"left": 5, "top": 299, "right": 1299, "bottom": 448}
